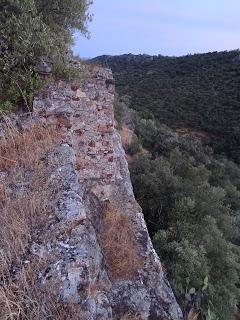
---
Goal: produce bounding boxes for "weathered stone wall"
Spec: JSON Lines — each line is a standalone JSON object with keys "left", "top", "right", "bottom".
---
{"left": 0, "top": 65, "right": 182, "bottom": 319}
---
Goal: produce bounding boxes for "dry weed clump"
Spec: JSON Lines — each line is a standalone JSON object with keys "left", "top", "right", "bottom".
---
{"left": 78, "top": 58, "right": 101, "bottom": 70}
{"left": 0, "top": 264, "right": 85, "bottom": 320}
{"left": 0, "top": 119, "right": 83, "bottom": 319}
{"left": 0, "top": 119, "right": 56, "bottom": 270}
{"left": 0, "top": 195, "right": 48, "bottom": 275}
{"left": 99, "top": 201, "right": 144, "bottom": 281}
{"left": 187, "top": 309, "right": 200, "bottom": 320}
{"left": 0, "top": 119, "right": 57, "bottom": 171}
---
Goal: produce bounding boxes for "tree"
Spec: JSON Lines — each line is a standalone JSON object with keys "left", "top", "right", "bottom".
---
{"left": 0, "top": 0, "right": 92, "bottom": 109}
{"left": 130, "top": 149, "right": 240, "bottom": 319}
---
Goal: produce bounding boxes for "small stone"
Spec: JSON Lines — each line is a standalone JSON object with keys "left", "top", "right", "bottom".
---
{"left": 74, "top": 128, "right": 84, "bottom": 136}
{"left": 76, "top": 89, "right": 87, "bottom": 99}
{"left": 88, "top": 141, "right": 96, "bottom": 147}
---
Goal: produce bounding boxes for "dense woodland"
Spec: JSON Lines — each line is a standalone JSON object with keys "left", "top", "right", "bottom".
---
{"left": 106, "top": 53, "right": 240, "bottom": 320}
{"left": 96, "top": 51, "right": 240, "bottom": 163}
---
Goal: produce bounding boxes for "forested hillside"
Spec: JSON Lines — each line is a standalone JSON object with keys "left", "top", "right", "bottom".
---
{"left": 114, "top": 97, "right": 240, "bottom": 320}
{"left": 107, "top": 51, "right": 240, "bottom": 320}
{"left": 95, "top": 51, "right": 240, "bottom": 163}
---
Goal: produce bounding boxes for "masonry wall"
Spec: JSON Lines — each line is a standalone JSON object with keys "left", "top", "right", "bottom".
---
{"left": 0, "top": 65, "right": 182, "bottom": 320}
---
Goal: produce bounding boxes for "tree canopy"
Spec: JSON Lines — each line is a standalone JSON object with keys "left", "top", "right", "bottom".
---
{"left": 0, "top": 0, "right": 92, "bottom": 109}
{"left": 96, "top": 52, "right": 240, "bottom": 164}
{"left": 114, "top": 97, "right": 240, "bottom": 319}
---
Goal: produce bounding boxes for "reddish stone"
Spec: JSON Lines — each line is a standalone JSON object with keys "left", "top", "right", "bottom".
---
{"left": 56, "top": 116, "right": 71, "bottom": 129}
{"left": 75, "top": 162, "right": 86, "bottom": 170}
{"left": 98, "top": 123, "right": 114, "bottom": 134}
{"left": 37, "top": 110, "right": 47, "bottom": 117}
{"left": 108, "top": 156, "right": 114, "bottom": 162}
{"left": 71, "top": 84, "right": 80, "bottom": 91}
{"left": 102, "top": 141, "right": 110, "bottom": 147}
{"left": 74, "top": 129, "right": 84, "bottom": 136}
{"left": 88, "top": 141, "right": 96, "bottom": 147}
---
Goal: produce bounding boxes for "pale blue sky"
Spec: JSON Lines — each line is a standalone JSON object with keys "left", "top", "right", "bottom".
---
{"left": 73, "top": 0, "right": 240, "bottom": 58}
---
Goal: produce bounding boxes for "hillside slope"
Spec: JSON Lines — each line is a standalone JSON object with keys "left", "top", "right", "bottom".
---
{"left": 94, "top": 51, "right": 240, "bottom": 162}
{"left": 98, "top": 52, "right": 240, "bottom": 319}
{"left": 113, "top": 96, "right": 240, "bottom": 320}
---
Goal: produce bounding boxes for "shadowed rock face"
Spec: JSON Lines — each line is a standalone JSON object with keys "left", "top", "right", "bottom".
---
{"left": 1, "top": 65, "right": 182, "bottom": 319}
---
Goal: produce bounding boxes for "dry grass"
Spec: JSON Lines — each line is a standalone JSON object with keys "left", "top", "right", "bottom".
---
{"left": 187, "top": 310, "right": 200, "bottom": 320}
{"left": 99, "top": 201, "right": 144, "bottom": 281}
{"left": 0, "top": 119, "right": 57, "bottom": 171}
{"left": 120, "top": 125, "right": 134, "bottom": 147}
{"left": 0, "top": 194, "right": 50, "bottom": 274}
{"left": 77, "top": 58, "right": 101, "bottom": 70}
{"left": 0, "top": 119, "right": 84, "bottom": 319}
{"left": 0, "top": 268, "right": 85, "bottom": 320}
{"left": 0, "top": 272, "right": 85, "bottom": 319}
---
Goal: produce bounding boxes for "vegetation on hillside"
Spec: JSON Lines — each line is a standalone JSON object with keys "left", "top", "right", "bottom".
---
{"left": 96, "top": 51, "right": 240, "bottom": 163}
{"left": 101, "top": 51, "right": 240, "bottom": 317}
{"left": 115, "top": 95, "right": 240, "bottom": 319}
{"left": 0, "top": 0, "right": 92, "bottom": 110}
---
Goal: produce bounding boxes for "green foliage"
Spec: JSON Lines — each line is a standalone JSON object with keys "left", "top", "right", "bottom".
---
{"left": 109, "top": 50, "right": 240, "bottom": 319}
{"left": 126, "top": 139, "right": 141, "bottom": 156}
{"left": 96, "top": 51, "right": 240, "bottom": 163}
{"left": 0, "top": 67, "right": 44, "bottom": 110}
{"left": 36, "top": 0, "right": 92, "bottom": 34}
{"left": 0, "top": 100, "right": 14, "bottom": 112}
{"left": 0, "top": 0, "right": 92, "bottom": 110}
{"left": 114, "top": 96, "right": 125, "bottom": 127}
{"left": 52, "top": 61, "right": 81, "bottom": 80}
{"left": 124, "top": 108, "right": 240, "bottom": 319}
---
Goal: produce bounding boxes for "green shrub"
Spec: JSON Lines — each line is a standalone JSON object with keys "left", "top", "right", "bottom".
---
{"left": 131, "top": 151, "right": 240, "bottom": 319}
{"left": 52, "top": 62, "right": 81, "bottom": 80}
{"left": 100, "top": 50, "right": 240, "bottom": 163}
{"left": 126, "top": 106, "right": 240, "bottom": 318}
{"left": 0, "top": 0, "right": 92, "bottom": 110}
{"left": 0, "top": 68, "right": 45, "bottom": 111}
{"left": 127, "top": 139, "right": 141, "bottom": 156}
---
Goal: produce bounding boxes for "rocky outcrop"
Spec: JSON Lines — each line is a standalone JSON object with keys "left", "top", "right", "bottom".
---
{"left": 0, "top": 65, "right": 182, "bottom": 319}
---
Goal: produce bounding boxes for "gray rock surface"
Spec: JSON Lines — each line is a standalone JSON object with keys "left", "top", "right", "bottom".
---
{"left": 1, "top": 65, "right": 182, "bottom": 319}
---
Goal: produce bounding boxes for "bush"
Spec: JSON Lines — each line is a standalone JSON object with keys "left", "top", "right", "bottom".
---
{"left": 99, "top": 50, "right": 240, "bottom": 163}
{"left": 52, "top": 61, "right": 81, "bottom": 80}
{"left": 0, "top": 67, "right": 44, "bottom": 110}
{"left": 127, "top": 139, "right": 141, "bottom": 156}
{"left": 131, "top": 151, "right": 240, "bottom": 319}
{"left": 125, "top": 105, "right": 240, "bottom": 318}
{"left": 0, "top": 0, "right": 92, "bottom": 110}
